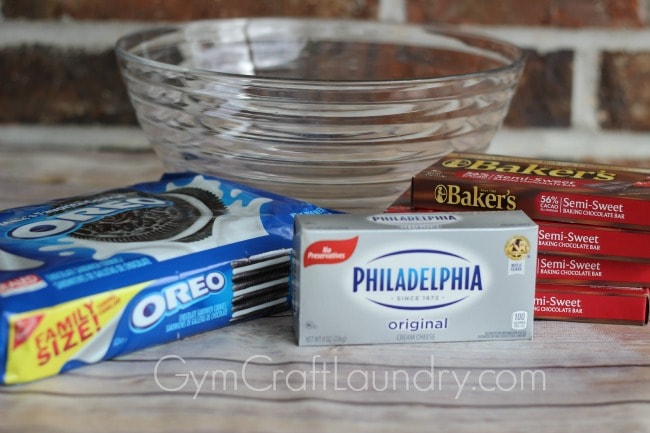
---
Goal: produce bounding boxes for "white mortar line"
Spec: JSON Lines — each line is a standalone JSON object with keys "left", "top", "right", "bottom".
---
{"left": 640, "top": 0, "right": 650, "bottom": 23}
{"left": 0, "top": 21, "right": 160, "bottom": 51}
{"left": 490, "top": 128, "right": 650, "bottom": 160}
{"left": 378, "top": 0, "right": 406, "bottom": 22}
{"left": 475, "top": 26, "right": 650, "bottom": 52}
{"left": 4, "top": 20, "right": 650, "bottom": 52}
{"left": 571, "top": 48, "right": 601, "bottom": 130}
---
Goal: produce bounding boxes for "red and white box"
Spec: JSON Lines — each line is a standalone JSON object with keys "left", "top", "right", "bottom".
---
{"left": 534, "top": 283, "right": 649, "bottom": 325}
{"left": 537, "top": 221, "right": 650, "bottom": 261}
{"left": 536, "top": 254, "right": 650, "bottom": 287}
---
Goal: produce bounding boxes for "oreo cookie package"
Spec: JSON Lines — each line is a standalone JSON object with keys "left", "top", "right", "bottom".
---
{"left": 0, "top": 173, "right": 331, "bottom": 384}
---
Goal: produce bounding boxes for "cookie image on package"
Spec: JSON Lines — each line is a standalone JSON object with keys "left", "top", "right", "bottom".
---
{"left": 585, "top": 180, "right": 650, "bottom": 196}
{"left": 230, "top": 248, "right": 291, "bottom": 322}
{"left": 55, "top": 187, "right": 227, "bottom": 243}
{"left": 52, "top": 183, "right": 291, "bottom": 320}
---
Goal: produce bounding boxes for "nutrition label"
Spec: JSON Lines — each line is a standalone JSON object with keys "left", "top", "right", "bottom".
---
{"left": 511, "top": 311, "right": 528, "bottom": 330}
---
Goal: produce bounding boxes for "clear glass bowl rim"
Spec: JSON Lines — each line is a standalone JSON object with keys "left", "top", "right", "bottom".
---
{"left": 115, "top": 17, "right": 525, "bottom": 86}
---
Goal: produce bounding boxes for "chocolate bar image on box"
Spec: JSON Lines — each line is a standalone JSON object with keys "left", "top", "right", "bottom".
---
{"left": 584, "top": 178, "right": 650, "bottom": 196}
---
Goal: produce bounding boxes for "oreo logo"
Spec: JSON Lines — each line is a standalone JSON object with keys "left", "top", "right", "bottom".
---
{"left": 131, "top": 271, "right": 226, "bottom": 330}
{"left": 9, "top": 187, "right": 227, "bottom": 243}
{"left": 10, "top": 197, "right": 167, "bottom": 240}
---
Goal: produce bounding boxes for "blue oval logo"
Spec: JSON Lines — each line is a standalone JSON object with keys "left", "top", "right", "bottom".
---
{"left": 351, "top": 249, "right": 484, "bottom": 310}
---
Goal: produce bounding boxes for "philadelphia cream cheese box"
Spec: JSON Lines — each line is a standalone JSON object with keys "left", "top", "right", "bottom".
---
{"left": 291, "top": 211, "right": 538, "bottom": 345}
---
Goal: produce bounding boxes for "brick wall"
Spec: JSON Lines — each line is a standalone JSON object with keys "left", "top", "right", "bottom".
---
{"left": 1, "top": 0, "right": 649, "bottom": 165}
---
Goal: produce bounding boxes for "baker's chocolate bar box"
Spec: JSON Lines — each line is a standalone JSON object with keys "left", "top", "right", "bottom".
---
{"left": 390, "top": 193, "right": 650, "bottom": 262}
{"left": 537, "top": 221, "right": 650, "bottom": 262}
{"left": 536, "top": 254, "right": 650, "bottom": 287}
{"left": 534, "top": 284, "right": 649, "bottom": 326}
{"left": 411, "top": 153, "right": 650, "bottom": 231}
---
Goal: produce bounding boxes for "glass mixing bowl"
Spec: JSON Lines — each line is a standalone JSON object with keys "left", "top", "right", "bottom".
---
{"left": 116, "top": 18, "right": 524, "bottom": 212}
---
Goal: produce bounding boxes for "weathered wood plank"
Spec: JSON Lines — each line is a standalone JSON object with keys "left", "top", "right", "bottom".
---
{"left": 1, "top": 315, "right": 649, "bottom": 432}
{"left": 1, "top": 146, "right": 649, "bottom": 433}
{"left": 0, "top": 147, "right": 163, "bottom": 209}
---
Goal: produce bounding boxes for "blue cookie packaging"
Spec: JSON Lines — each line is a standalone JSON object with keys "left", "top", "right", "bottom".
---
{"left": 0, "top": 173, "right": 331, "bottom": 384}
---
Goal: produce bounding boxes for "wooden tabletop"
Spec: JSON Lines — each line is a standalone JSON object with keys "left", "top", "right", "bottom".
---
{"left": 1, "top": 146, "right": 649, "bottom": 433}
